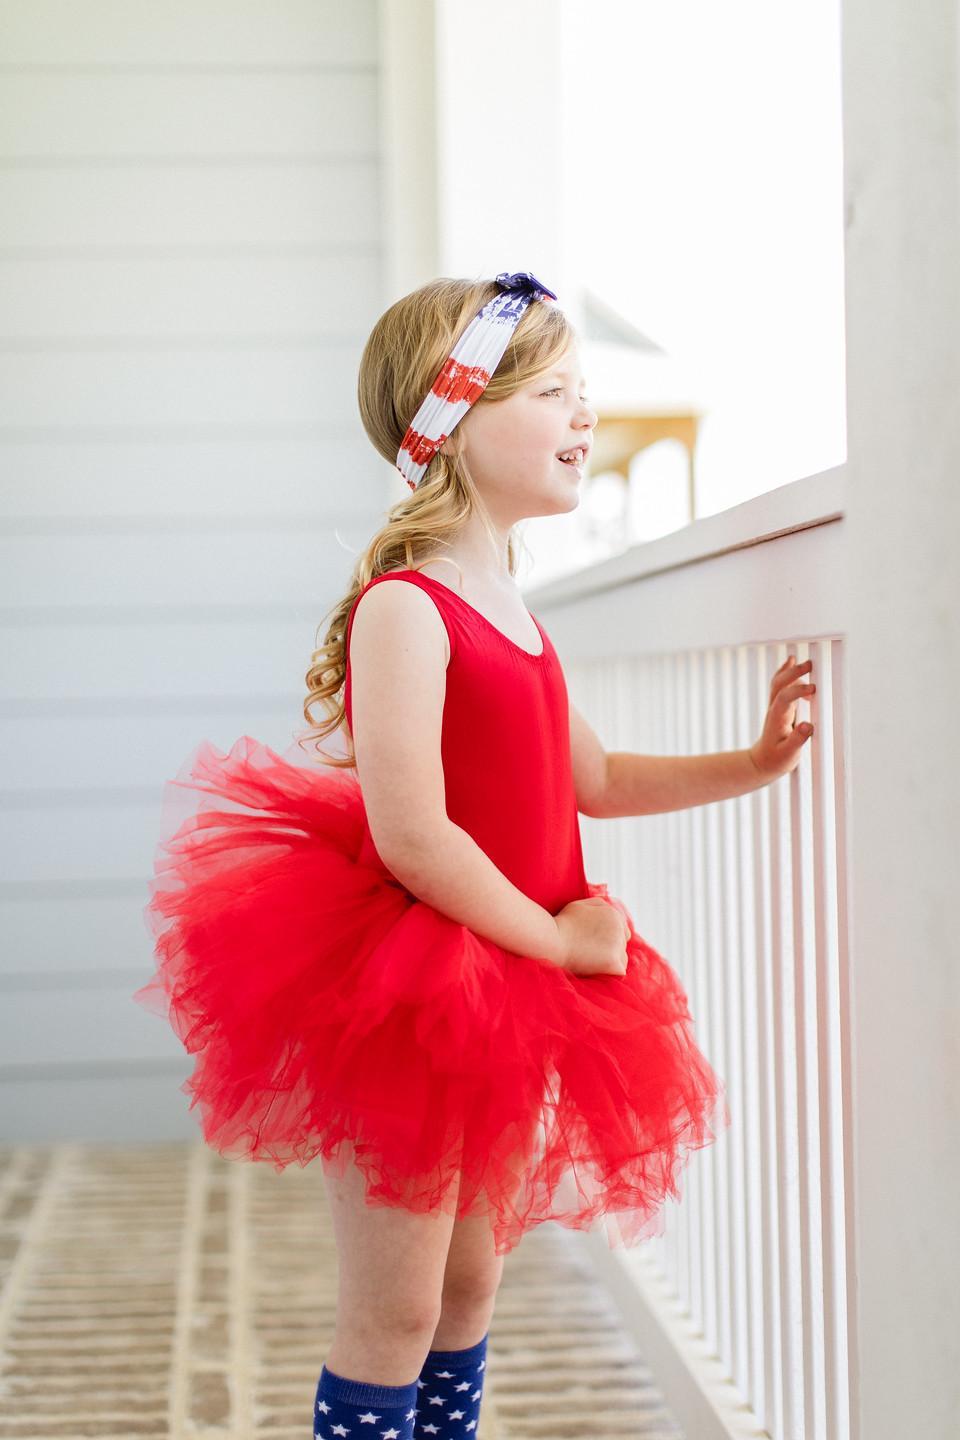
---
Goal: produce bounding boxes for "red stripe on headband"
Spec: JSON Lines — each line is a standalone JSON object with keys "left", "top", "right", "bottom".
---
{"left": 432, "top": 357, "right": 491, "bottom": 406}
{"left": 399, "top": 427, "right": 445, "bottom": 467}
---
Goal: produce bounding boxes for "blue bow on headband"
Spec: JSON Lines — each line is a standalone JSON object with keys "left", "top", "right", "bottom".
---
{"left": 495, "top": 271, "right": 558, "bottom": 302}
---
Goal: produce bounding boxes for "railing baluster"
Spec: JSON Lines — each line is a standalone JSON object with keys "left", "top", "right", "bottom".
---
{"left": 704, "top": 647, "right": 732, "bottom": 1364}
{"left": 767, "top": 638, "right": 802, "bottom": 1440}
{"left": 810, "top": 639, "right": 849, "bottom": 1440}
{"left": 681, "top": 647, "right": 704, "bottom": 1333}
{"left": 691, "top": 648, "right": 717, "bottom": 1349}
{"left": 687, "top": 651, "right": 704, "bottom": 1325}
{"left": 748, "top": 643, "right": 781, "bottom": 1437}
{"left": 741, "top": 648, "right": 759, "bottom": 1400}
{"left": 829, "top": 637, "right": 856, "bottom": 1440}
{"left": 792, "top": 637, "right": 825, "bottom": 1436}
{"left": 663, "top": 648, "right": 680, "bottom": 1281}
{"left": 658, "top": 648, "right": 679, "bottom": 1287}
{"left": 718, "top": 645, "right": 747, "bottom": 1395}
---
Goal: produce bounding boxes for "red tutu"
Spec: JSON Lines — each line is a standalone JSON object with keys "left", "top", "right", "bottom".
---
{"left": 135, "top": 734, "right": 729, "bottom": 1257}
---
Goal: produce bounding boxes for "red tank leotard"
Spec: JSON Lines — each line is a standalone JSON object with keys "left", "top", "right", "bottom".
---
{"left": 343, "top": 569, "right": 588, "bottom": 914}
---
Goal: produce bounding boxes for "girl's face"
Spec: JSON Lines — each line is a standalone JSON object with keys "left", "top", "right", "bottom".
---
{"left": 449, "top": 344, "right": 598, "bottom": 522}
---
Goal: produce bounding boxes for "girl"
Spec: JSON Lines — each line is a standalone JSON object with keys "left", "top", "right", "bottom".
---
{"left": 134, "top": 271, "right": 815, "bottom": 1440}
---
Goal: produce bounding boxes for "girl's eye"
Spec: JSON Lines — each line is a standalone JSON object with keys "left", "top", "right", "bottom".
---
{"left": 542, "top": 387, "right": 591, "bottom": 402}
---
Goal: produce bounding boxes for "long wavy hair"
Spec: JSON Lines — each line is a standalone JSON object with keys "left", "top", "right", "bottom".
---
{"left": 300, "top": 275, "right": 575, "bottom": 768}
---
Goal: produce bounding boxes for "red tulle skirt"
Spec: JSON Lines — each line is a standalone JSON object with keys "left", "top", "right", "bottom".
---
{"left": 134, "top": 735, "right": 728, "bottom": 1256}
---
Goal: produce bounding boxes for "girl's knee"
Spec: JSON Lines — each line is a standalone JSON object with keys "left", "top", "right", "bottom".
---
{"left": 440, "top": 1242, "right": 505, "bottom": 1312}
{"left": 440, "top": 1268, "right": 502, "bottom": 1313}
{"left": 340, "top": 1293, "right": 443, "bottom": 1345}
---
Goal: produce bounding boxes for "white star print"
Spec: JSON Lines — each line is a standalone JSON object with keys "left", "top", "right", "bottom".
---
{"left": 455, "top": 1381, "right": 471, "bottom": 1391}
{"left": 448, "top": 1408, "right": 466, "bottom": 1420}
{"left": 331, "top": 1426, "right": 349, "bottom": 1437}
{"left": 466, "top": 1422, "right": 477, "bottom": 1432}
{"left": 357, "top": 1413, "right": 380, "bottom": 1424}
{"left": 380, "top": 1429, "right": 401, "bottom": 1439}
{"left": 434, "top": 1370, "right": 455, "bottom": 1379}
{"left": 421, "top": 1427, "right": 440, "bottom": 1436}
{"left": 404, "top": 1409, "right": 416, "bottom": 1421}
{"left": 317, "top": 1399, "right": 332, "bottom": 1414}
{"left": 416, "top": 1379, "right": 426, "bottom": 1390}
{"left": 427, "top": 1393, "right": 446, "bottom": 1405}
{"left": 471, "top": 1389, "right": 481, "bottom": 1401}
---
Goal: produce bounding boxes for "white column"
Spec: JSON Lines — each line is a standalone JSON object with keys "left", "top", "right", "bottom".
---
{"left": 433, "top": 0, "right": 575, "bottom": 307}
{"left": 841, "top": 1, "right": 960, "bottom": 1436}
{"left": 377, "top": 0, "right": 441, "bottom": 301}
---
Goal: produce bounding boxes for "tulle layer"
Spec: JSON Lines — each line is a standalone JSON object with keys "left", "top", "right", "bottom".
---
{"left": 135, "top": 735, "right": 729, "bottom": 1256}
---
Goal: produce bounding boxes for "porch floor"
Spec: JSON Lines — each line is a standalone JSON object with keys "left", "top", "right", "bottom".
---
{"left": 0, "top": 1142, "right": 687, "bottom": 1439}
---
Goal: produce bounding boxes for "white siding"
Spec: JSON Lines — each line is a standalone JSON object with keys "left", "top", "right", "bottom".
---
{"left": 0, "top": 1, "right": 392, "bottom": 1137}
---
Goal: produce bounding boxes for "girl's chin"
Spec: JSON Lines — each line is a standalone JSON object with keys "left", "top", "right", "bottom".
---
{"left": 506, "top": 474, "right": 582, "bottom": 517}
{"left": 538, "top": 485, "right": 581, "bottom": 517}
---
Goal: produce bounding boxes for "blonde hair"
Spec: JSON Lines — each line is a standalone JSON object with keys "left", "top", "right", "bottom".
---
{"left": 300, "top": 276, "right": 574, "bottom": 768}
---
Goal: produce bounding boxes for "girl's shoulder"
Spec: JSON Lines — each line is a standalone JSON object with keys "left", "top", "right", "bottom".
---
{"left": 349, "top": 568, "right": 456, "bottom": 667}
{"left": 354, "top": 563, "right": 549, "bottom": 665}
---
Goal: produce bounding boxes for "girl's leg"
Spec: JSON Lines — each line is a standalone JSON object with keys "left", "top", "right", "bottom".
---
{"left": 320, "top": 1138, "right": 458, "bottom": 1386}
{"left": 431, "top": 1108, "right": 538, "bottom": 1345}
{"left": 431, "top": 1210, "right": 505, "bottom": 1349}
{"left": 411, "top": 1155, "right": 528, "bottom": 1440}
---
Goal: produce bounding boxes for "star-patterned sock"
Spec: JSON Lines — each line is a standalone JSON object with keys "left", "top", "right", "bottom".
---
{"left": 314, "top": 1364, "right": 419, "bottom": 1440}
{"left": 413, "top": 1333, "right": 489, "bottom": 1438}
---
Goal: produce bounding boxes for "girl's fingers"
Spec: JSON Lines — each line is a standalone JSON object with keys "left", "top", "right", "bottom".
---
{"left": 774, "top": 656, "right": 812, "bottom": 681}
{"left": 778, "top": 680, "right": 816, "bottom": 705}
{"left": 770, "top": 657, "right": 812, "bottom": 700}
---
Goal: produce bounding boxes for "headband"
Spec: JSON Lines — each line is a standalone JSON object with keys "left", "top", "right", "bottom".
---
{"left": 395, "top": 270, "right": 558, "bottom": 490}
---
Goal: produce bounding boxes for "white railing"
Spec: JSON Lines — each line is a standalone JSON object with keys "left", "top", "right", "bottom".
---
{"left": 526, "top": 468, "right": 854, "bottom": 1440}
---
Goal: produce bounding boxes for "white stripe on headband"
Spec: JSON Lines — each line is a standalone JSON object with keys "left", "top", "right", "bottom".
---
{"left": 396, "top": 271, "right": 558, "bottom": 490}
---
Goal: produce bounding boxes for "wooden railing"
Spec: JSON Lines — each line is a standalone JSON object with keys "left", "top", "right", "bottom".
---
{"left": 526, "top": 467, "right": 854, "bottom": 1440}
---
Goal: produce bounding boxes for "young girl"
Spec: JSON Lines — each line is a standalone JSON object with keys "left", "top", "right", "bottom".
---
{"left": 134, "top": 271, "right": 815, "bottom": 1440}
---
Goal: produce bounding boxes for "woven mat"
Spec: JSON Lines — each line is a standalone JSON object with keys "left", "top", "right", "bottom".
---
{"left": 0, "top": 1142, "right": 685, "bottom": 1439}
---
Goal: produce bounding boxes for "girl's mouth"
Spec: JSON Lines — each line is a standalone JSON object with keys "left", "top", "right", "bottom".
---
{"left": 556, "top": 451, "right": 584, "bottom": 475}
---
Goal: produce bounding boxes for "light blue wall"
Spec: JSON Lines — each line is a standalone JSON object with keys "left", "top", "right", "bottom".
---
{"left": 0, "top": 0, "right": 390, "bottom": 1139}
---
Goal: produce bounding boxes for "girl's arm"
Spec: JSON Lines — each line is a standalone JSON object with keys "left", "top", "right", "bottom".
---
{"left": 380, "top": 816, "right": 566, "bottom": 966}
{"left": 572, "top": 656, "right": 816, "bottom": 819}
{"left": 597, "top": 747, "right": 769, "bottom": 818}
{"left": 348, "top": 580, "right": 566, "bottom": 966}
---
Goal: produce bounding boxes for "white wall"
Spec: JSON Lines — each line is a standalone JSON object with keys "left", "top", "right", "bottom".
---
{"left": 0, "top": 1, "right": 396, "bottom": 1138}
{"left": 434, "top": 0, "right": 573, "bottom": 308}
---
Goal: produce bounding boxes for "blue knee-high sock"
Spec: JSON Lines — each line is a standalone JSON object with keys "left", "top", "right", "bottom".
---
{"left": 314, "top": 1365, "right": 419, "bottom": 1440}
{"left": 413, "top": 1333, "right": 489, "bottom": 1438}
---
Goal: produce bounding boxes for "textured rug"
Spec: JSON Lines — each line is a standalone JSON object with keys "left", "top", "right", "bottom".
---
{"left": 0, "top": 1142, "right": 686, "bottom": 1438}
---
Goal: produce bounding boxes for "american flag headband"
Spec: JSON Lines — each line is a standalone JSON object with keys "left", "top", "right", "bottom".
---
{"left": 395, "top": 270, "right": 558, "bottom": 490}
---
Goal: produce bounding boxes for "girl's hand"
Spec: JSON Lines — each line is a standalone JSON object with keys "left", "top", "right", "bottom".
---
{"left": 749, "top": 654, "right": 816, "bottom": 781}
{"left": 553, "top": 897, "right": 630, "bottom": 977}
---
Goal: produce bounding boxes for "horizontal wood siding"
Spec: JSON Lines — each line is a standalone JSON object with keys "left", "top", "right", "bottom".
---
{"left": 0, "top": 0, "right": 389, "bottom": 1138}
